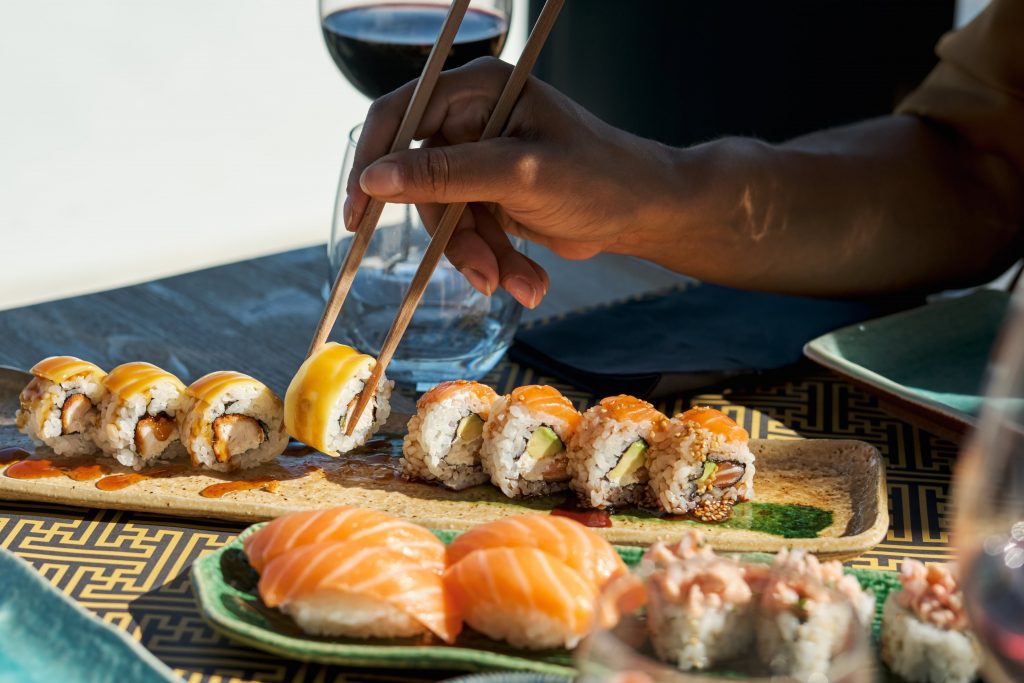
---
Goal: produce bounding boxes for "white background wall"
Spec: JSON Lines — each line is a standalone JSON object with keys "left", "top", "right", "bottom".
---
{"left": 0, "top": 0, "right": 528, "bottom": 310}
{"left": 0, "top": 0, "right": 987, "bottom": 311}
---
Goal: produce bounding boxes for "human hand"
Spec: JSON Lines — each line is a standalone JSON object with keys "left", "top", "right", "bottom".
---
{"left": 346, "top": 57, "right": 679, "bottom": 308}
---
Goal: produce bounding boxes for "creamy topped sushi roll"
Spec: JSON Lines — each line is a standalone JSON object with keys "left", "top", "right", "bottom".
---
{"left": 181, "top": 371, "right": 288, "bottom": 471}
{"left": 402, "top": 380, "right": 498, "bottom": 490}
{"left": 16, "top": 356, "right": 107, "bottom": 456}
{"left": 772, "top": 548, "right": 876, "bottom": 628}
{"left": 757, "top": 559, "right": 859, "bottom": 679}
{"left": 648, "top": 406, "right": 756, "bottom": 518}
{"left": 881, "top": 559, "right": 980, "bottom": 683}
{"left": 284, "top": 342, "right": 392, "bottom": 456}
{"left": 94, "top": 362, "right": 187, "bottom": 470}
{"left": 480, "top": 385, "right": 582, "bottom": 498}
{"left": 642, "top": 535, "right": 756, "bottom": 670}
{"left": 567, "top": 395, "right": 666, "bottom": 509}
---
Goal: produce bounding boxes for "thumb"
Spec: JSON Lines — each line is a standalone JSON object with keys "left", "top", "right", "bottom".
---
{"left": 359, "top": 139, "right": 527, "bottom": 206}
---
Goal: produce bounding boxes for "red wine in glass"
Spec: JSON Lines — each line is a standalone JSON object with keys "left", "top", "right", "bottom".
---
{"left": 322, "top": 3, "right": 509, "bottom": 99}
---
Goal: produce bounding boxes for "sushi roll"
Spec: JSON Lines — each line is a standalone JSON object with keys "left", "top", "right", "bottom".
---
{"left": 445, "top": 513, "right": 629, "bottom": 589}
{"left": 180, "top": 371, "right": 288, "bottom": 471}
{"left": 243, "top": 505, "right": 445, "bottom": 574}
{"left": 880, "top": 559, "right": 979, "bottom": 683}
{"left": 402, "top": 380, "right": 499, "bottom": 490}
{"left": 647, "top": 406, "right": 756, "bottom": 517}
{"left": 641, "top": 538, "right": 756, "bottom": 670}
{"left": 445, "top": 546, "right": 596, "bottom": 649}
{"left": 94, "top": 362, "right": 187, "bottom": 470}
{"left": 480, "top": 385, "right": 581, "bottom": 498}
{"left": 16, "top": 356, "right": 107, "bottom": 456}
{"left": 284, "top": 342, "right": 392, "bottom": 456}
{"left": 259, "top": 539, "right": 461, "bottom": 643}
{"left": 567, "top": 395, "right": 666, "bottom": 509}
{"left": 772, "top": 548, "right": 876, "bottom": 628}
{"left": 757, "top": 557, "right": 858, "bottom": 680}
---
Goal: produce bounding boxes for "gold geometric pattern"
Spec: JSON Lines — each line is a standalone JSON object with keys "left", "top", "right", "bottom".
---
{"left": 0, "top": 359, "right": 958, "bottom": 681}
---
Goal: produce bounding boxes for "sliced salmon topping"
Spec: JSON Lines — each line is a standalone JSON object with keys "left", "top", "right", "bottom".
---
{"left": 679, "top": 406, "right": 748, "bottom": 443}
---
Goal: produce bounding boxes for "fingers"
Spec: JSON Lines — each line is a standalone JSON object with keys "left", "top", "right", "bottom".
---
{"left": 345, "top": 58, "right": 513, "bottom": 231}
{"left": 469, "top": 203, "right": 549, "bottom": 308}
{"left": 360, "top": 137, "right": 536, "bottom": 207}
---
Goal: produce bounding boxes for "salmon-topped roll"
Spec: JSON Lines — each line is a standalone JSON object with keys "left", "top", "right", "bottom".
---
{"left": 180, "top": 371, "right": 288, "bottom": 471}
{"left": 243, "top": 505, "right": 445, "bottom": 574}
{"left": 16, "top": 356, "right": 107, "bottom": 456}
{"left": 446, "top": 513, "right": 629, "bottom": 589}
{"left": 480, "top": 385, "right": 582, "bottom": 498}
{"left": 567, "top": 395, "right": 666, "bottom": 509}
{"left": 445, "top": 546, "right": 597, "bottom": 649}
{"left": 94, "top": 362, "right": 187, "bottom": 470}
{"left": 284, "top": 343, "right": 392, "bottom": 456}
{"left": 259, "top": 539, "right": 461, "bottom": 643}
{"left": 647, "top": 406, "right": 756, "bottom": 517}
{"left": 402, "top": 380, "right": 499, "bottom": 490}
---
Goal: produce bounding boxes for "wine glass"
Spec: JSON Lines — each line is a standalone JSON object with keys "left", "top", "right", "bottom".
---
{"left": 954, "top": 289, "right": 1024, "bottom": 682}
{"left": 319, "top": 0, "right": 513, "bottom": 99}
{"left": 577, "top": 564, "right": 875, "bottom": 683}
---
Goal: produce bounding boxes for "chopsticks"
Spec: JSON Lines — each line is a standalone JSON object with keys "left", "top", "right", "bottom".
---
{"left": 307, "top": 0, "right": 473, "bottom": 358}
{"left": 345, "top": 0, "right": 566, "bottom": 435}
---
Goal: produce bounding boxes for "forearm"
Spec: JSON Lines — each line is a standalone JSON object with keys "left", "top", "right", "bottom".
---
{"left": 633, "top": 115, "right": 1022, "bottom": 296}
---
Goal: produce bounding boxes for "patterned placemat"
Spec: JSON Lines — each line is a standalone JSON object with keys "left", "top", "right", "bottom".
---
{"left": 0, "top": 356, "right": 956, "bottom": 682}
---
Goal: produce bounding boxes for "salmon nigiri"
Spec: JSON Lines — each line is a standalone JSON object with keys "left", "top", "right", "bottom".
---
{"left": 259, "top": 539, "right": 461, "bottom": 643}
{"left": 243, "top": 506, "right": 445, "bottom": 574}
{"left": 480, "top": 385, "right": 583, "bottom": 498}
{"left": 445, "top": 546, "right": 597, "bottom": 649}
{"left": 446, "top": 514, "right": 628, "bottom": 589}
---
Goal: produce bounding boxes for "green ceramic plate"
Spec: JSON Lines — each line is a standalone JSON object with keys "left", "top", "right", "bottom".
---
{"left": 191, "top": 524, "right": 901, "bottom": 674}
{"left": 804, "top": 289, "right": 1011, "bottom": 435}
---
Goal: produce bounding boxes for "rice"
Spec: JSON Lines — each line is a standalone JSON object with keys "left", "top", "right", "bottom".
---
{"left": 318, "top": 362, "right": 393, "bottom": 456}
{"left": 480, "top": 393, "right": 577, "bottom": 498}
{"left": 17, "top": 374, "right": 106, "bottom": 456}
{"left": 281, "top": 591, "right": 424, "bottom": 639}
{"left": 647, "top": 415, "right": 756, "bottom": 515}
{"left": 182, "top": 371, "right": 288, "bottom": 472}
{"left": 567, "top": 396, "right": 662, "bottom": 509}
{"left": 402, "top": 382, "right": 496, "bottom": 490}
{"left": 880, "top": 559, "right": 980, "bottom": 683}
{"left": 643, "top": 539, "right": 756, "bottom": 669}
{"left": 94, "top": 365, "right": 187, "bottom": 470}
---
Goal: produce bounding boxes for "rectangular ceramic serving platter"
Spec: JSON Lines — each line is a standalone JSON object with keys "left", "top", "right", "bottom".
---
{"left": 0, "top": 368, "right": 887, "bottom": 557}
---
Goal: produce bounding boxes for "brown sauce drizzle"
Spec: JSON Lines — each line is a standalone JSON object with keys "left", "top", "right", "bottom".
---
{"left": 199, "top": 478, "right": 279, "bottom": 498}
{"left": 4, "top": 458, "right": 110, "bottom": 481}
{"left": 0, "top": 447, "right": 30, "bottom": 466}
{"left": 96, "top": 466, "right": 183, "bottom": 491}
{"left": 551, "top": 501, "right": 613, "bottom": 528}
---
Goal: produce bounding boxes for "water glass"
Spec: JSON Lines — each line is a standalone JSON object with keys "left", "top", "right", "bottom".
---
{"left": 326, "top": 123, "right": 524, "bottom": 388}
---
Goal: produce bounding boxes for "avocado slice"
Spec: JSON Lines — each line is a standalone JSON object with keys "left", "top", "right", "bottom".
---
{"left": 454, "top": 413, "right": 484, "bottom": 442}
{"left": 697, "top": 461, "right": 718, "bottom": 486}
{"left": 607, "top": 439, "right": 648, "bottom": 484}
{"left": 524, "top": 426, "right": 563, "bottom": 461}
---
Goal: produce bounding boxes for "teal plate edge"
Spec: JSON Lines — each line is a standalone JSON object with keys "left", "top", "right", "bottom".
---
{"left": 0, "top": 547, "right": 181, "bottom": 683}
{"left": 191, "top": 524, "right": 901, "bottom": 674}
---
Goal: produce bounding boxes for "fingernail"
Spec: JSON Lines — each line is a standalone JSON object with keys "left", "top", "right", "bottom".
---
{"left": 505, "top": 276, "right": 538, "bottom": 309}
{"left": 342, "top": 197, "right": 353, "bottom": 230}
{"left": 360, "top": 161, "right": 403, "bottom": 197}
{"left": 463, "top": 268, "right": 492, "bottom": 296}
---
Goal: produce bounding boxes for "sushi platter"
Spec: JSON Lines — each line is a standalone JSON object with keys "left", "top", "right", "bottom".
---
{"left": 0, "top": 365, "right": 887, "bottom": 556}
